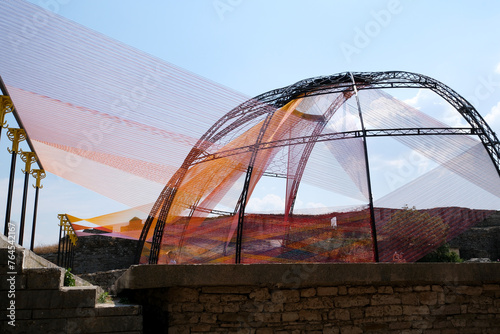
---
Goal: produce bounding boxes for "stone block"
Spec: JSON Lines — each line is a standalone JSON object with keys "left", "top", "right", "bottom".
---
{"left": 431, "top": 304, "right": 461, "bottom": 315}
{"left": 199, "top": 313, "right": 217, "bottom": 324}
{"left": 204, "top": 303, "right": 223, "bottom": 313}
{"left": 182, "top": 302, "right": 204, "bottom": 312}
{"left": 271, "top": 289, "right": 300, "bottom": 303}
{"left": 15, "top": 289, "right": 62, "bottom": 309}
{"left": 302, "top": 297, "right": 333, "bottom": 309}
{"left": 365, "top": 305, "right": 402, "bottom": 317}
{"left": 60, "top": 286, "right": 97, "bottom": 308}
{"left": 378, "top": 286, "right": 394, "bottom": 294}
{"left": 199, "top": 293, "right": 220, "bottom": 303}
{"left": 334, "top": 295, "right": 370, "bottom": 308}
{"left": 282, "top": 311, "right": 299, "bottom": 322}
{"left": 389, "top": 321, "right": 411, "bottom": 330}
{"left": 349, "top": 308, "right": 364, "bottom": 319}
{"left": 451, "top": 318, "right": 467, "bottom": 327}
{"left": 298, "top": 309, "right": 322, "bottom": 321}
{"left": 284, "top": 302, "right": 302, "bottom": 311}
{"left": 418, "top": 291, "right": 438, "bottom": 305}
{"left": 223, "top": 303, "right": 240, "bottom": 313}
{"left": 217, "top": 312, "right": 243, "bottom": 322}
{"left": 301, "top": 287, "right": 317, "bottom": 297}
{"left": 254, "top": 312, "right": 281, "bottom": 323}
{"left": 413, "top": 285, "right": 431, "bottom": 292}
{"left": 402, "top": 305, "right": 429, "bottom": 315}
{"left": 432, "top": 285, "right": 444, "bottom": 292}
{"left": 323, "top": 327, "right": 340, "bottom": 334}
{"left": 371, "top": 294, "right": 401, "bottom": 305}
{"left": 221, "top": 294, "right": 248, "bottom": 302}
{"left": 249, "top": 288, "right": 271, "bottom": 301}
{"left": 411, "top": 320, "right": 432, "bottom": 329}
{"left": 317, "top": 286, "right": 338, "bottom": 296}
{"left": 401, "top": 293, "right": 419, "bottom": 305}
{"left": 170, "top": 312, "right": 200, "bottom": 325}
{"left": 456, "top": 285, "right": 483, "bottom": 296}
{"left": 240, "top": 301, "right": 264, "bottom": 312}
{"left": 483, "top": 284, "right": 500, "bottom": 291}
{"left": 26, "top": 268, "right": 64, "bottom": 290}
{"left": 348, "top": 286, "right": 377, "bottom": 295}
{"left": 329, "top": 308, "right": 350, "bottom": 321}
{"left": 339, "top": 326, "right": 362, "bottom": 334}
{"left": 263, "top": 302, "right": 284, "bottom": 312}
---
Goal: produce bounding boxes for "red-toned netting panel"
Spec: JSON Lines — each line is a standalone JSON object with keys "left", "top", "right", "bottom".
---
{"left": 0, "top": 1, "right": 249, "bottom": 209}
{"left": 2, "top": 2, "right": 498, "bottom": 264}
{"left": 148, "top": 87, "right": 500, "bottom": 264}
{"left": 358, "top": 89, "right": 500, "bottom": 262}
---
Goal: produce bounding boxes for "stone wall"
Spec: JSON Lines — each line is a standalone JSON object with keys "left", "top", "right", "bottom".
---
{"left": 0, "top": 234, "right": 143, "bottom": 333}
{"left": 115, "top": 263, "right": 500, "bottom": 334}
{"left": 449, "top": 226, "right": 500, "bottom": 261}
{"left": 39, "top": 235, "right": 139, "bottom": 274}
{"left": 80, "top": 269, "right": 128, "bottom": 292}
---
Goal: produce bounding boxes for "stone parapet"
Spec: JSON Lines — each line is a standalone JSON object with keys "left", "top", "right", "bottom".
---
{"left": 116, "top": 263, "right": 500, "bottom": 334}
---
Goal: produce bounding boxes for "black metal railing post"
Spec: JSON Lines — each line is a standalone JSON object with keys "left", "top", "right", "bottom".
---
{"left": 18, "top": 151, "right": 37, "bottom": 246}
{"left": 30, "top": 169, "right": 45, "bottom": 251}
{"left": 4, "top": 128, "right": 26, "bottom": 236}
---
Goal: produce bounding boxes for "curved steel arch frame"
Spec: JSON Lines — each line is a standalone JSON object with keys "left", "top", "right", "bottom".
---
{"left": 136, "top": 71, "right": 500, "bottom": 265}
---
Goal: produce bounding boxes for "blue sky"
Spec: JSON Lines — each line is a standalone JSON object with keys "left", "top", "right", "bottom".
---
{"left": 2, "top": 0, "right": 500, "bottom": 246}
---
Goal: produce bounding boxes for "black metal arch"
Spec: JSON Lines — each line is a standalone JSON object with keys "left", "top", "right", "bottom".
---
{"left": 136, "top": 71, "right": 500, "bottom": 265}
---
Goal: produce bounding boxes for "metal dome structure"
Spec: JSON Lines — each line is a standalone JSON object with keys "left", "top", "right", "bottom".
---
{"left": 137, "top": 71, "right": 500, "bottom": 264}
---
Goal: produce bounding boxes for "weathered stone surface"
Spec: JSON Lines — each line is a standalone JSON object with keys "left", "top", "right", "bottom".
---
{"left": 348, "top": 286, "right": 377, "bottom": 295}
{"left": 301, "top": 287, "right": 317, "bottom": 297}
{"left": 167, "top": 287, "right": 199, "bottom": 303}
{"left": 271, "top": 289, "right": 300, "bottom": 303}
{"left": 334, "top": 296, "right": 370, "bottom": 308}
{"left": 250, "top": 288, "right": 271, "bottom": 301}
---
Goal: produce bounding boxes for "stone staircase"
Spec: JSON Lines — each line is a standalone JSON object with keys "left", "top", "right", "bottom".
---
{"left": 0, "top": 234, "right": 142, "bottom": 333}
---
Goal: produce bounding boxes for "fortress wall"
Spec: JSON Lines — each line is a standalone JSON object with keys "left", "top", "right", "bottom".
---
{"left": 115, "top": 263, "right": 500, "bottom": 334}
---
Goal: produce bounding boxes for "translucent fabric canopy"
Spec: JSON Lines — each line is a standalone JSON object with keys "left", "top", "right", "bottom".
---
{"left": 137, "top": 73, "right": 500, "bottom": 264}
{"left": 1, "top": 2, "right": 499, "bottom": 265}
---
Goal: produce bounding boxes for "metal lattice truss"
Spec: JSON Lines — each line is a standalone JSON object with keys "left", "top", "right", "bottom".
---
{"left": 137, "top": 71, "right": 500, "bottom": 264}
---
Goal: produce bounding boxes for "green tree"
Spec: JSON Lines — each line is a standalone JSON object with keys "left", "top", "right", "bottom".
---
{"left": 381, "top": 205, "right": 449, "bottom": 260}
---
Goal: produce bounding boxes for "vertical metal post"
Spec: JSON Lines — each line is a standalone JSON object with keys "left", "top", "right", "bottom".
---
{"left": 349, "top": 72, "right": 379, "bottom": 262}
{"left": 65, "top": 237, "right": 69, "bottom": 268}
{"left": 4, "top": 152, "right": 17, "bottom": 236}
{"left": 18, "top": 151, "right": 37, "bottom": 246}
{"left": 4, "top": 128, "right": 26, "bottom": 235}
{"left": 234, "top": 113, "right": 274, "bottom": 264}
{"left": 30, "top": 186, "right": 40, "bottom": 251}
{"left": 18, "top": 172, "right": 30, "bottom": 246}
{"left": 235, "top": 165, "right": 254, "bottom": 264}
{"left": 62, "top": 228, "right": 68, "bottom": 268}
{"left": 57, "top": 215, "right": 64, "bottom": 266}
{"left": 30, "top": 169, "right": 45, "bottom": 251}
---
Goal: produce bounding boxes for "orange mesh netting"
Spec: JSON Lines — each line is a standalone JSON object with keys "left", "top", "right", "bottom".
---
{"left": 1, "top": 1, "right": 500, "bottom": 264}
